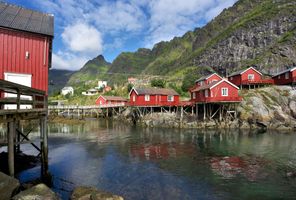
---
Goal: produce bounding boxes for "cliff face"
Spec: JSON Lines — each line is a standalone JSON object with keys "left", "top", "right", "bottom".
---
{"left": 191, "top": 0, "right": 296, "bottom": 74}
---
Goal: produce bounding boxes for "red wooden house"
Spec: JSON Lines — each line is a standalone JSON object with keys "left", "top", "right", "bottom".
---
{"left": 190, "top": 79, "right": 241, "bottom": 103}
{"left": 227, "top": 67, "right": 273, "bottom": 88}
{"left": 95, "top": 95, "right": 127, "bottom": 106}
{"left": 129, "top": 88, "right": 179, "bottom": 107}
{"left": 190, "top": 73, "right": 223, "bottom": 100}
{"left": 0, "top": 2, "right": 54, "bottom": 93}
{"left": 272, "top": 67, "right": 296, "bottom": 85}
{"left": 195, "top": 73, "right": 223, "bottom": 87}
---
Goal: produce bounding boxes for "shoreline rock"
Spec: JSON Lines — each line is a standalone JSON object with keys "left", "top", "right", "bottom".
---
{"left": 71, "top": 186, "right": 124, "bottom": 200}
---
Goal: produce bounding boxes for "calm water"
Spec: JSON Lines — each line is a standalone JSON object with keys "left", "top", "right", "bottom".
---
{"left": 11, "top": 120, "right": 296, "bottom": 199}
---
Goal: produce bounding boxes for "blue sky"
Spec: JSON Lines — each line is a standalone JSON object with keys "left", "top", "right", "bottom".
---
{"left": 5, "top": 0, "right": 237, "bottom": 71}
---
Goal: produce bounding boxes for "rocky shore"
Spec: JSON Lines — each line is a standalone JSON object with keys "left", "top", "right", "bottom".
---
{"left": 0, "top": 172, "right": 124, "bottom": 200}
{"left": 119, "top": 86, "right": 296, "bottom": 130}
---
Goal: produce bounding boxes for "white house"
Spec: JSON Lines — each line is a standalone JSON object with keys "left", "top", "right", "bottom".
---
{"left": 61, "top": 87, "right": 74, "bottom": 96}
{"left": 98, "top": 81, "right": 107, "bottom": 89}
{"left": 82, "top": 88, "right": 99, "bottom": 96}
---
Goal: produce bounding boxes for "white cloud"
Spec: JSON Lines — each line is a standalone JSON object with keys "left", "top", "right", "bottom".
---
{"left": 52, "top": 52, "right": 89, "bottom": 70}
{"left": 89, "top": 1, "right": 146, "bottom": 33}
{"left": 145, "top": 0, "right": 237, "bottom": 47}
{"left": 62, "top": 22, "right": 103, "bottom": 54}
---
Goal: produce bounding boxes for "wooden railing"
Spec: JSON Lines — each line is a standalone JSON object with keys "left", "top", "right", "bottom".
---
{"left": 0, "top": 79, "right": 47, "bottom": 111}
{"left": 193, "top": 96, "right": 242, "bottom": 103}
{"left": 48, "top": 103, "right": 126, "bottom": 110}
{"left": 241, "top": 79, "right": 274, "bottom": 85}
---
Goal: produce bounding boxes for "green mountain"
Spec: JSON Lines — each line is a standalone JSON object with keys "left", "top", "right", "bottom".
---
{"left": 108, "top": 0, "right": 296, "bottom": 78}
{"left": 62, "top": 0, "right": 296, "bottom": 94}
{"left": 48, "top": 69, "right": 75, "bottom": 95}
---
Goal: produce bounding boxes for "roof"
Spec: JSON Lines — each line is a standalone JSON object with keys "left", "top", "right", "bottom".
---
{"left": 195, "top": 73, "right": 222, "bottom": 83}
{"left": 99, "top": 95, "right": 127, "bottom": 101}
{"left": 228, "top": 67, "right": 262, "bottom": 77}
{"left": 0, "top": 2, "right": 54, "bottom": 36}
{"left": 272, "top": 67, "right": 296, "bottom": 77}
{"left": 62, "top": 87, "right": 73, "bottom": 90}
{"left": 192, "top": 79, "right": 239, "bottom": 92}
{"left": 131, "top": 88, "right": 179, "bottom": 96}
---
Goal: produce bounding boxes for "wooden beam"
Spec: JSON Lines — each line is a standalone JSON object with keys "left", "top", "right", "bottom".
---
{"left": 8, "top": 120, "right": 15, "bottom": 176}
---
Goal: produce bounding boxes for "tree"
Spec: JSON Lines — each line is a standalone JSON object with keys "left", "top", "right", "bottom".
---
{"left": 127, "top": 83, "right": 133, "bottom": 93}
{"left": 181, "top": 73, "right": 196, "bottom": 92}
{"left": 151, "top": 79, "right": 165, "bottom": 88}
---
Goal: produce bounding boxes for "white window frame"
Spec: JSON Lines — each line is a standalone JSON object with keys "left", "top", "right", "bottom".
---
{"left": 145, "top": 94, "right": 150, "bottom": 101}
{"left": 278, "top": 75, "right": 281, "bottom": 79}
{"left": 285, "top": 72, "right": 289, "bottom": 79}
{"left": 248, "top": 74, "right": 254, "bottom": 80}
{"left": 200, "top": 81, "right": 203, "bottom": 86}
{"left": 167, "top": 95, "right": 174, "bottom": 102}
{"left": 230, "top": 77, "right": 233, "bottom": 80}
{"left": 192, "top": 92, "right": 196, "bottom": 99}
{"left": 221, "top": 88, "right": 228, "bottom": 96}
{"left": 132, "top": 95, "right": 136, "bottom": 102}
{"left": 205, "top": 90, "right": 208, "bottom": 97}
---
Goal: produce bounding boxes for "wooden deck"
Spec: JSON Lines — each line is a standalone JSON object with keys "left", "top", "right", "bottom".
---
{"left": 0, "top": 79, "right": 48, "bottom": 177}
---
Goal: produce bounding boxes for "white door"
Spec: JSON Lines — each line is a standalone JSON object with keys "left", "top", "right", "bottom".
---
{"left": 4, "top": 72, "right": 32, "bottom": 109}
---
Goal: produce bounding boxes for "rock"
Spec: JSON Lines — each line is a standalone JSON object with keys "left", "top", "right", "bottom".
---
{"left": 71, "top": 186, "right": 124, "bottom": 200}
{"left": 289, "top": 100, "right": 296, "bottom": 118}
{"left": 12, "top": 184, "right": 60, "bottom": 200}
{"left": 0, "top": 172, "right": 20, "bottom": 200}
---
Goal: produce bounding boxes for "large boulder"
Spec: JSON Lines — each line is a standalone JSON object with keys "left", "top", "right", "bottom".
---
{"left": 0, "top": 172, "right": 20, "bottom": 200}
{"left": 71, "top": 186, "right": 124, "bottom": 200}
{"left": 12, "top": 184, "right": 60, "bottom": 200}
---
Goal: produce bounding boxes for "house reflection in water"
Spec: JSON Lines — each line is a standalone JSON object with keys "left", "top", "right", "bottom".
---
{"left": 131, "top": 143, "right": 196, "bottom": 161}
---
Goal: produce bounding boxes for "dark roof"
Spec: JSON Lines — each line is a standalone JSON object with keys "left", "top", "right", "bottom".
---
{"left": 228, "top": 67, "right": 262, "bottom": 77}
{"left": 0, "top": 2, "right": 54, "bottom": 36}
{"left": 191, "top": 81, "right": 218, "bottom": 92}
{"left": 228, "top": 69, "right": 246, "bottom": 77}
{"left": 133, "top": 88, "right": 179, "bottom": 96}
{"left": 272, "top": 67, "right": 296, "bottom": 77}
{"left": 101, "top": 96, "right": 127, "bottom": 101}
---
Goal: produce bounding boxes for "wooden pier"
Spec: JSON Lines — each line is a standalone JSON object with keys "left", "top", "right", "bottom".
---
{"left": 0, "top": 80, "right": 48, "bottom": 177}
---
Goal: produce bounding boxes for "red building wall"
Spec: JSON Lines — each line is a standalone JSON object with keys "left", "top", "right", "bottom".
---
{"left": 273, "top": 70, "right": 296, "bottom": 85}
{"left": 196, "top": 74, "right": 222, "bottom": 86}
{"left": 194, "top": 81, "right": 240, "bottom": 102}
{"left": 129, "top": 90, "right": 179, "bottom": 106}
{"left": 95, "top": 96, "right": 126, "bottom": 105}
{"left": 228, "top": 68, "right": 262, "bottom": 86}
{"left": 0, "top": 28, "right": 51, "bottom": 93}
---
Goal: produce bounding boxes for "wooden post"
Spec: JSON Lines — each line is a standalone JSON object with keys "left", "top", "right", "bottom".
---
{"left": 180, "top": 106, "right": 184, "bottom": 122}
{"left": 8, "top": 120, "right": 15, "bottom": 176}
{"left": 40, "top": 116, "right": 48, "bottom": 177}
{"left": 219, "top": 106, "right": 222, "bottom": 121}
{"left": 203, "top": 103, "right": 206, "bottom": 120}
{"left": 196, "top": 104, "right": 198, "bottom": 119}
{"left": 16, "top": 120, "right": 20, "bottom": 153}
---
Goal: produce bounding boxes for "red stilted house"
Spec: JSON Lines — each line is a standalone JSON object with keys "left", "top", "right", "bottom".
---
{"left": 195, "top": 73, "right": 223, "bottom": 87}
{"left": 0, "top": 2, "right": 54, "bottom": 93}
{"left": 129, "top": 88, "right": 179, "bottom": 107}
{"left": 228, "top": 67, "right": 273, "bottom": 88}
{"left": 272, "top": 67, "right": 296, "bottom": 85}
{"left": 191, "top": 79, "right": 241, "bottom": 103}
{"left": 95, "top": 95, "right": 127, "bottom": 106}
{"left": 190, "top": 73, "right": 223, "bottom": 100}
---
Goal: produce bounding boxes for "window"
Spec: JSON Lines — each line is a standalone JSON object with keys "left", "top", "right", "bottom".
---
{"left": 99, "top": 100, "right": 102, "bottom": 105}
{"left": 192, "top": 92, "right": 196, "bottom": 99}
{"left": 278, "top": 75, "right": 281, "bottom": 79}
{"left": 200, "top": 81, "right": 203, "bottom": 86}
{"left": 132, "top": 95, "right": 136, "bottom": 102}
{"left": 230, "top": 77, "right": 233, "bottom": 80}
{"left": 145, "top": 95, "right": 150, "bottom": 101}
{"left": 248, "top": 74, "right": 254, "bottom": 80}
{"left": 205, "top": 90, "right": 208, "bottom": 97}
{"left": 285, "top": 72, "right": 289, "bottom": 79}
{"left": 222, "top": 88, "right": 228, "bottom": 96}
{"left": 167, "top": 95, "right": 174, "bottom": 102}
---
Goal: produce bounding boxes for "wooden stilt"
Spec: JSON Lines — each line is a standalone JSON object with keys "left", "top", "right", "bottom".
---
{"left": 8, "top": 120, "right": 15, "bottom": 177}
{"left": 203, "top": 103, "right": 206, "bottom": 120}
{"left": 196, "top": 104, "right": 198, "bottom": 119}
{"left": 40, "top": 116, "right": 48, "bottom": 177}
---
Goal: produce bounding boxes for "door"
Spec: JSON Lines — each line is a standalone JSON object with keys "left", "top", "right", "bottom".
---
{"left": 4, "top": 72, "right": 32, "bottom": 109}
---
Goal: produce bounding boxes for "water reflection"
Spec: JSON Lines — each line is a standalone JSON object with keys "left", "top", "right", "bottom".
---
{"left": 16, "top": 120, "right": 296, "bottom": 200}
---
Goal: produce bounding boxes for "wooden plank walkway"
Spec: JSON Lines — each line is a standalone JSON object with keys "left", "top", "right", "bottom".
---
{"left": 0, "top": 79, "right": 48, "bottom": 177}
